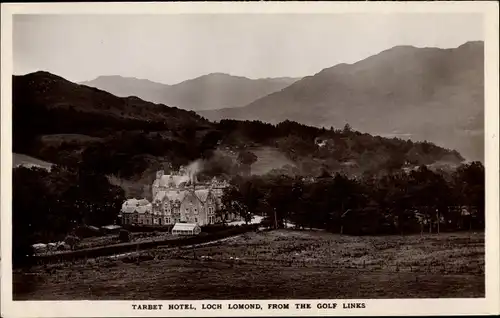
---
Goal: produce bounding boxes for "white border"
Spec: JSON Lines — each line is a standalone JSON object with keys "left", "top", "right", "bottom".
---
{"left": 1, "top": 2, "right": 499, "bottom": 317}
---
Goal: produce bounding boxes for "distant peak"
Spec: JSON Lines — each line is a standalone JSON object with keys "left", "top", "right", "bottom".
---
{"left": 203, "top": 73, "right": 249, "bottom": 80}
{"left": 206, "top": 72, "right": 231, "bottom": 77}
{"left": 382, "top": 45, "right": 418, "bottom": 53}
{"left": 95, "top": 75, "right": 123, "bottom": 79}
{"left": 459, "top": 40, "right": 484, "bottom": 48}
{"left": 93, "top": 75, "right": 148, "bottom": 81}
{"left": 20, "top": 71, "right": 66, "bottom": 81}
{"left": 83, "top": 75, "right": 168, "bottom": 86}
{"left": 391, "top": 45, "right": 417, "bottom": 50}
{"left": 25, "top": 70, "right": 57, "bottom": 77}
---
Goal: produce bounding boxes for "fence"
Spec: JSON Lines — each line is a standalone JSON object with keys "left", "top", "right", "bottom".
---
{"left": 27, "top": 224, "right": 259, "bottom": 266}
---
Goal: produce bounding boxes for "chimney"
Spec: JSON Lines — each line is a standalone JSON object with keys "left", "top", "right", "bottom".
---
{"left": 156, "top": 170, "right": 164, "bottom": 180}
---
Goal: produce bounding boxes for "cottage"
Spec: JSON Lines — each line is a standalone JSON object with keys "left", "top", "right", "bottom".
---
{"left": 172, "top": 223, "right": 201, "bottom": 236}
{"left": 121, "top": 198, "right": 153, "bottom": 225}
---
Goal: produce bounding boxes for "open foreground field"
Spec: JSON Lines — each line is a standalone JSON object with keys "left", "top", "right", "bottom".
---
{"left": 13, "top": 230, "right": 484, "bottom": 300}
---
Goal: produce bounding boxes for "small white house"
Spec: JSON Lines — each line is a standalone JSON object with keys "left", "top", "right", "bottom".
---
{"left": 172, "top": 223, "right": 201, "bottom": 236}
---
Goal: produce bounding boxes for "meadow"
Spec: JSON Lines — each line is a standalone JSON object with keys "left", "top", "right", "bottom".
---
{"left": 13, "top": 230, "right": 484, "bottom": 300}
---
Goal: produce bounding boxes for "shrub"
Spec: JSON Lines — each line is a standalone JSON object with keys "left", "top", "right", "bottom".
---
{"left": 64, "top": 235, "right": 81, "bottom": 250}
{"left": 118, "top": 229, "right": 131, "bottom": 243}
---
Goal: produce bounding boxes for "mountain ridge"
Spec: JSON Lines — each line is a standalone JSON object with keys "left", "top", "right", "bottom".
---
{"left": 199, "top": 41, "right": 484, "bottom": 161}
{"left": 80, "top": 73, "right": 301, "bottom": 111}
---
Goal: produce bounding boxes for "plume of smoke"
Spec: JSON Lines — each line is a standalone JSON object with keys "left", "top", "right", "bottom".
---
{"left": 185, "top": 159, "right": 204, "bottom": 183}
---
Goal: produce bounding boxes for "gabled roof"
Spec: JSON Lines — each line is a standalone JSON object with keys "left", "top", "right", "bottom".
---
{"left": 195, "top": 189, "right": 210, "bottom": 202}
{"left": 122, "top": 198, "right": 138, "bottom": 208}
{"left": 122, "top": 198, "right": 151, "bottom": 213}
{"left": 166, "top": 190, "right": 186, "bottom": 202}
{"left": 122, "top": 205, "right": 136, "bottom": 213}
{"left": 154, "top": 190, "right": 167, "bottom": 202}
{"left": 121, "top": 200, "right": 152, "bottom": 214}
{"left": 136, "top": 204, "right": 152, "bottom": 214}
{"left": 159, "top": 175, "right": 190, "bottom": 187}
{"left": 172, "top": 223, "right": 200, "bottom": 231}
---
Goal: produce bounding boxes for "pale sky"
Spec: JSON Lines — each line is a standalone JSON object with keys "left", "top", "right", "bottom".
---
{"left": 13, "top": 14, "right": 483, "bottom": 84}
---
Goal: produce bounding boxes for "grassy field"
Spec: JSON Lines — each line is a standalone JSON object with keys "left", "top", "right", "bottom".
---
{"left": 13, "top": 230, "right": 484, "bottom": 300}
{"left": 250, "top": 147, "right": 296, "bottom": 175}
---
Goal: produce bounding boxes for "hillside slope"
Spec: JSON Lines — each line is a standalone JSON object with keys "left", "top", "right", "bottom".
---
{"left": 80, "top": 73, "right": 300, "bottom": 111}
{"left": 200, "top": 42, "right": 484, "bottom": 161}
{"left": 13, "top": 72, "right": 464, "bottom": 196}
{"left": 13, "top": 71, "right": 216, "bottom": 177}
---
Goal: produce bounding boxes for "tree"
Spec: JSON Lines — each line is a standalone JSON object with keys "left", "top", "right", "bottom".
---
{"left": 342, "top": 123, "right": 352, "bottom": 134}
{"left": 13, "top": 167, "right": 53, "bottom": 267}
{"left": 237, "top": 150, "right": 258, "bottom": 166}
{"left": 118, "top": 229, "right": 131, "bottom": 243}
{"left": 216, "top": 204, "right": 229, "bottom": 226}
{"left": 452, "top": 161, "right": 485, "bottom": 229}
{"left": 64, "top": 235, "right": 80, "bottom": 250}
{"left": 221, "top": 184, "right": 252, "bottom": 224}
{"left": 259, "top": 175, "right": 296, "bottom": 229}
{"left": 12, "top": 163, "right": 126, "bottom": 262}
{"left": 237, "top": 150, "right": 258, "bottom": 176}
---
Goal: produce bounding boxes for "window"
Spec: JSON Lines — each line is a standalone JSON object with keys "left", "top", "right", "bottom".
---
{"left": 194, "top": 208, "right": 198, "bottom": 215}
{"left": 195, "top": 217, "right": 198, "bottom": 223}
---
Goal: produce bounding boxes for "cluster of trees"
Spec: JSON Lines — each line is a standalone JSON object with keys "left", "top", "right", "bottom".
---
{"left": 217, "top": 119, "right": 464, "bottom": 177}
{"left": 12, "top": 165, "right": 126, "bottom": 267}
{"left": 12, "top": 158, "right": 484, "bottom": 267}
{"left": 18, "top": 113, "right": 464, "bottom": 186}
{"left": 219, "top": 162, "right": 485, "bottom": 234}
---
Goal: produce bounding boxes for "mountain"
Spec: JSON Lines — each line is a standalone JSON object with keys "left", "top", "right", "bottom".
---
{"left": 13, "top": 71, "right": 464, "bottom": 198}
{"left": 80, "top": 73, "right": 300, "bottom": 111}
{"left": 199, "top": 41, "right": 484, "bottom": 161}
{"left": 13, "top": 71, "right": 213, "bottom": 172}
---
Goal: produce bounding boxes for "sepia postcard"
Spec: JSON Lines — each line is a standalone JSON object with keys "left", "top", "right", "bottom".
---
{"left": 1, "top": 1, "right": 499, "bottom": 317}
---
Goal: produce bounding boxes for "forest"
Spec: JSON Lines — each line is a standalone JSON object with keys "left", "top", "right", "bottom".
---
{"left": 12, "top": 159, "right": 484, "bottom": 267}
{"left": 220, "top": 161, "right": 485, "bottom": 234}
{"left": 14, "top": 72, "right": 464, "bottom": 183}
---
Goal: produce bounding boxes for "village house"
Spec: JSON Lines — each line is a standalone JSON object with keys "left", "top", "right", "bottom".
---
{"left": 120, "top": 166, "right": 235, "bottom": 226}
{"left": 120, "top": 198, "right": 153, "bottom": 225}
